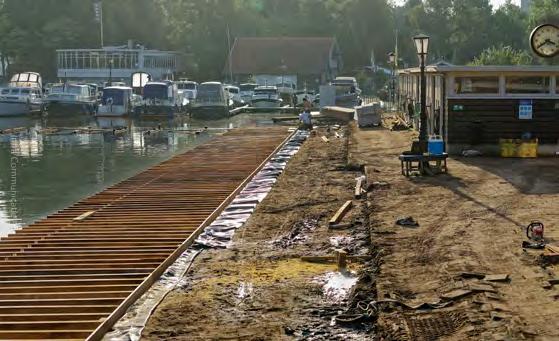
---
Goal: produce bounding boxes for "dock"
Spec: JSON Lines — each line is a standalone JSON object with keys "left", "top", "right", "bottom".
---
{"left": 0, "top": 127, "right": 292, "bottom": 340}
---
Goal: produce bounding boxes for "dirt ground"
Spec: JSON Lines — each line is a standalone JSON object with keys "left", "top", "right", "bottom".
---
{"left": 349, "top": 125, "right": 559, "bottom": 341}
{"left": 143, "top": 127, "right": 376, "bottom": 340}
{"left": 143, "top": 121, "right": 559, "bottom": 340}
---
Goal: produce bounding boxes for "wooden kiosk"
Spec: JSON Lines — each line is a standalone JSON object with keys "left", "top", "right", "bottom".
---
{"left": 398, "top": 64, "right": 559, "bottom": 156}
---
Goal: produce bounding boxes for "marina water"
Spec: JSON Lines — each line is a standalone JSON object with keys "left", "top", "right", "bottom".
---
{"left": 0, "top": 113, "right": 276, "bottom": 237}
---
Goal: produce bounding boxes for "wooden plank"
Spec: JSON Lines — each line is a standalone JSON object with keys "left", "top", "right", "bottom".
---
{"left": 354, "top": 177, "right": 364, "bottom": 199}
{"left": 328, "top": 201, "right": 353, "bottom": 227}
{"left": 0, "top": 330, "right": 92, "bottom": 339}
{"left": 73, "top": 211, "right": 96, "bottom": 221}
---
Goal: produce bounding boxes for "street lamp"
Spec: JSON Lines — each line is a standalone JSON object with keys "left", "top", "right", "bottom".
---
{"left": 108, "top": 58, "right": 114, "bottom": 86}
{"left": 388, "top": 52, "right": 396, "bottom": 110}
{"left": 413, "top": 34, "right": 429, "bottom": 144}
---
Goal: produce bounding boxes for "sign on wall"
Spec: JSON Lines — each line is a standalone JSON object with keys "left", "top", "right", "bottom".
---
{"left": 519, "top": 100, "right": 533, "bottom": 120}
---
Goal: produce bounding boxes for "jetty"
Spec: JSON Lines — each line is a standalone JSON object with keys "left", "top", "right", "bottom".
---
{"left": 0, "top": 127, "right": 292, "bottom": 340}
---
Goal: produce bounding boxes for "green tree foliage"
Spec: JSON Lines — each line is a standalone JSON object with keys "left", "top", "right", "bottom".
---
{"left": 529, "top": 0, "right": 559, "bottom": 27}
{"left": 0, "top": 0, "right": 551, "bottom": 81}
{"left": 470, "top": 45, "right": 533, "bottom": 65}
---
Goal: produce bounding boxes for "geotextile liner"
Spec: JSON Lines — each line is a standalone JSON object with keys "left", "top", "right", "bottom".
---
{"left": 103, "top": 130, "right": 309, "bottom": 341}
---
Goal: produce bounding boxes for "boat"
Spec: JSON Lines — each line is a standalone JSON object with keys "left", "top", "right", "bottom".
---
{"left": 96, "top": 86, "right": 141, "bottom": 117}
{"left": 190, "top": 82, "right": 231, "bottom": 119}
{"left": 45, "top": 83, "right": 97, "bottom": 114}
{"left": 276, "top": 81, "right": 296, "bottom": 96}
{"left": 0, "top": 72, "right": 44, "bottom": 116}
{"left": 332, "top": 77, "right": 362, "bottom": 108}
{"left": 239, "top": 83, "right": 257, "bottom": 103}
{"left": 176, "top": 80, "right": 198, "bottom": 103}
{"left": 294, "top": 89, "right": 316, "bottom": 106}
{"left": 251, "top": 86, "right": 283, "bottom": 108}
{"left": 224, "top": 85, "right": 245, "bottom": 107}
{"left": 140, "top": 81, "right": 186, "bottom": 116}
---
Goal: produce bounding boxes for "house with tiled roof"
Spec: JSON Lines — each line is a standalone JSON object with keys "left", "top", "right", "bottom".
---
{"left": 225, "top": 37, "right": 342, "bottom": 88}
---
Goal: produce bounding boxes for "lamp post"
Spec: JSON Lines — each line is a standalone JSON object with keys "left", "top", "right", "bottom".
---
{"left": 108, "top": 58, "right": 114, "bottom": 86}
{"left": 388, "top": 52, "right": 395, "bottom": 110}
{"left": 413, "top": 34, "right": 429, "bottom": 143}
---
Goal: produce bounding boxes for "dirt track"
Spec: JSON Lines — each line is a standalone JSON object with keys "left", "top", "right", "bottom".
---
{"left": 143, "top": 123, "right": 559, "bottom": 340}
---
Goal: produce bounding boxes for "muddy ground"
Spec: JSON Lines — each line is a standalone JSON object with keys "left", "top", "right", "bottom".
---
{"left": 143, "top": 127, "right": 376, "bottom": 340}
{"left": 144, "top": 121, "right": 559, "bottom": 340}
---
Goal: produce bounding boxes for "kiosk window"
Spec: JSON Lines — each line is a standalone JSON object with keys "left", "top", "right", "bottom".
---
{"left": 506, "top": 76, "right": 550, "bottom": 94}
{"left": 455, "top": 77, "right": 499, "bottom": 94}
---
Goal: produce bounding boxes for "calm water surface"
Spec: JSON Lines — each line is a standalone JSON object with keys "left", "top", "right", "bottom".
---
{"left": 0, "top": 113, "right": 278, "bottom": 237}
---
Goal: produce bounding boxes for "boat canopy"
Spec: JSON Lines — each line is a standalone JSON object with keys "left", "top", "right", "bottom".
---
{"left": 197, "top": 82, "right": 225, "bottom": 102}
{"left": 254, "top": 87, "right": 278, "bottom": 95}
{"left": 240, "top": 83, "right": 257, "bottom": 91}
{"left": 50, "top": 84, "right": 90, "bottom": 95}
{"left": 143, "top": 82, "right": 170, "bottom": 99}
{"left": 177, "top": 81, "right": 197, "bottom": 90}
{"left": 9, "top": 72, "right": 42, "bottom": 89}
{"left": 102, "top": 87, "right": 132, "bottom": 105}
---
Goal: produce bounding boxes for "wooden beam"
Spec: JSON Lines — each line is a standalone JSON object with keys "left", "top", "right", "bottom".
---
{"left": 329, "top": 201, "right": 352, "bottom": 227}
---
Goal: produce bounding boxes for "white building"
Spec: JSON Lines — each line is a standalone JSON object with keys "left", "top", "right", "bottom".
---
{"left": 56, "top": 45, "right": 181, "bottom": 84}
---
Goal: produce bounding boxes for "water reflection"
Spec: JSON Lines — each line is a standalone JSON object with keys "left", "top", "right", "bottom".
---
{"left": 0, "top": 112, "right": 278, "bottom": 237}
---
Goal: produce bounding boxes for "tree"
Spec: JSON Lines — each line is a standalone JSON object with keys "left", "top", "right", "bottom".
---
{"left": 470, "top": 45, "right": 533, "bottom": 65}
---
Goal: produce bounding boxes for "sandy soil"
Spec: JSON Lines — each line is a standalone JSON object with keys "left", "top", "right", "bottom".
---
{"left": 143, "top": 127, "right": 376, "bottom": 340}
{"left": 349, "top": 124, "right": 559, "bottom": 341}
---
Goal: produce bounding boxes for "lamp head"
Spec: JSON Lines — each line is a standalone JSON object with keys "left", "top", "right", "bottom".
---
{"left": 413, "top": 34, "right": 430, "bottom": 56}
{"left": 388, "top": 52, "right": 395, "bottom": 64}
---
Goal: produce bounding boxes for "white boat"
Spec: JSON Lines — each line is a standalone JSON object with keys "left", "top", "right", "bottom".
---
{"left": 251, "top": 86, "right": 283, "bottom": 108}
{"left": 295, "top": 89, "right": 316, "bottom": 106}
{"left": 332, "top": 77, "right": 362, "bottom": 108}
{"left": 176, "top": 80, "right": 198, "bottom": 102}
{"left": 190, "top": 82, "right": 232, "bottom": 119}
{"left": 224, "top": 85, "right": 245, "bottom": 107}
{"left": 0, "top": 72, "right": 44, "bottom": 116}
{"left": 45, "top": 83, "right": 97, "bottom": 114}
{"left": 96, "top": 86, "right": 140, "bottom": 117}
{"left": 141, "top": 81, "right": 186, "bottom": 115}
{"left": 275, "top": 81, "right": 296, "bottom": 96}
{"left": 239, "top": 83, "right": 257, "bottom": 103}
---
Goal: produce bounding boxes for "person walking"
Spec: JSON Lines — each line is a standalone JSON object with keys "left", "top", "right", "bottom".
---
{"left": 299, "top": 108, "right": 313, "bottom": 130}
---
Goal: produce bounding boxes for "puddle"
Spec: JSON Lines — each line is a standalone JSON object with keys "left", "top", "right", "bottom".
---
{"left": 236, "top": 281, "right": 254, "bottom": 301}
{"left": 329, "top": 235, "right": 354, "bottom": 248}
{"left": 316, "top": 271, "right": 359, "bottom": 303}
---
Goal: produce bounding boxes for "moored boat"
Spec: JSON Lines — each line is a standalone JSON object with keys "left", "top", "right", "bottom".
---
{"left": 190, "top": 82, "right": 231, "bottom": 119}
{"left": 332, "top": 77, "right": 362, "bottom": 108}
{"left": 96, "top": 86, "right": 140, "bottom": 117}
{"left": 0, "top": 72, "right": 44, "bottom": 116}
{"left": 224, "top": 85, "right": 245, "bottom": 107}
{"left": 141, "top": 81, "right": 186, "bottom": 116}
{"left": 45, "top": 83, "right": 97, "bottom": 114}
{"left": 239, "top": 83, "right": 257, "bottom": 103}
{"left": 251, "top": 86, "right": 283, "bottom": 108}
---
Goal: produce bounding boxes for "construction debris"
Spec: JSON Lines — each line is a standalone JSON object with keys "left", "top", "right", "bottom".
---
{"left": 396, "top": 216, "right": 419, "bottom": 227}
{"left": 328, "top": 200, "right": 353, "bottom": 227}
